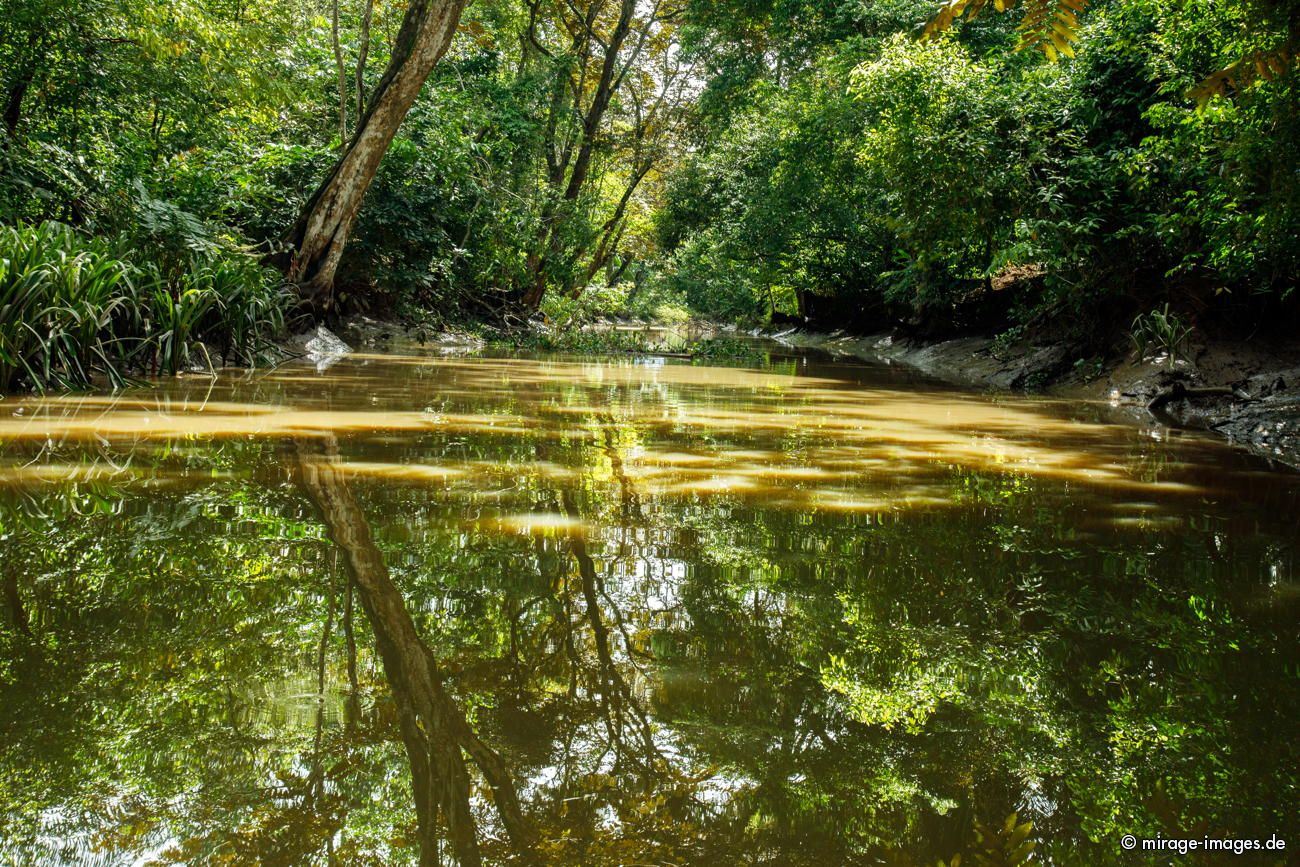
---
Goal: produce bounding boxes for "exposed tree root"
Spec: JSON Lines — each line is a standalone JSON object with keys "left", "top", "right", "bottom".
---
{"left": 1148, "top": 382, "right": 1253, "bottom": 412}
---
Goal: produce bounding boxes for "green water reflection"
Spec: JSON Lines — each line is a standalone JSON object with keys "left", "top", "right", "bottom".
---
{"left": 0, "top": 347, "right": 1296, "bottom": 865}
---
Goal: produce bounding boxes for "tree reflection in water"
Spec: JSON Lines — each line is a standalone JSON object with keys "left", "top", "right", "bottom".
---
{"left": 296, "top": 435, "right": 534, "bottom": 866}
{"left": 0, "top": 349, "right": 1295, "bottom": 865}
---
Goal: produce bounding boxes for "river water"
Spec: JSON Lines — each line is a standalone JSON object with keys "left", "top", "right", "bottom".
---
{"left": 0, "top": 343, "right": 1296, "bottom": 865}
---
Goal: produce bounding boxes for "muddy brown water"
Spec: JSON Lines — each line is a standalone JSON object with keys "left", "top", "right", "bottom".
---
{"left": 0, "top": 344, "right": 1296, "bottom": 865}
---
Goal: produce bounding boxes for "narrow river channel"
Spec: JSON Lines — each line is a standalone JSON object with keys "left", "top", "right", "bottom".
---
{"left": 1, "top": 342, "right": 1296, "bottom": 865}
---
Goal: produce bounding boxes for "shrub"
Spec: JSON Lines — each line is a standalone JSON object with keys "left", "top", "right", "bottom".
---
{"left": 0, "top": 221, "right": 289, "bottom": 391}
{"left": 539, "top": 281, "right": 633, "bottom": 329}
{"left": 0, "top": 223, "right": 134, "bottom": 391}
{"left": 1131, "top": 304, "right": 1194, "bottom": 368}
{"left": 849, "top": 36, "right": 1021, "bottom": 312}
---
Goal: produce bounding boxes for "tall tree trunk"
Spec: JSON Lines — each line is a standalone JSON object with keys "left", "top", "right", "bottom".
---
{"left": 2, "top": 31, "right": 43, "bottom": 141}
{"left": 573, "top": 159, "right": 652, "bottom": 296}
{"left": 3, "top": 68, "right": 33, "bottom": 140}
{"left": 308, "top": 567, "right": 337, "bottom": 805}
{"left": 355, "top": 0, "right": 376, "bottom": 120}
{"left": 615, "top": 256, "right": 638, "bottom": 295}
{"left": 520, "top": 0, "right": 638, "bottom": 310}
{"left": 284, "top": 0, "right": 469, "bottom": 311}
{"left": 343, "top": 580, "right": 361, "bottom": 729}
{"left": 3, "top": 562, "right": 30, "bottom": 636}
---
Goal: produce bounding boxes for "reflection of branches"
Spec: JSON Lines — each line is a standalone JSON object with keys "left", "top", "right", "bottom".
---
{"left": 343, "top": 580, "right": 361, "bottom": 729}
{"left": 559, "top": 489, "right": 659, "bottom": 775}
{"left": 598, "top": 413, "right": 641, "bottom": 523}
{"left": 308, "top": 551, "right": 338, "bottom": 808}
{"left": 295, "top": 436, "right": 535, "bottom": 866}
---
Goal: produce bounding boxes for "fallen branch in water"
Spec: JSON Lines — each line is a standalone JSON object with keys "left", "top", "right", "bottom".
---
{"left": 1148, "top": 382, "right": 1252, "bottom": 412}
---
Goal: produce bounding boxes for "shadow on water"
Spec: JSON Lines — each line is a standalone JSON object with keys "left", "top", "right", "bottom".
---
{"left": 0, "top": 345, "right": 1296, "bottom": 864}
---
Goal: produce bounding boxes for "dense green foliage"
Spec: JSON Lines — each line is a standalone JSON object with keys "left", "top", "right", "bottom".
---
{"left": 658, "top": 0, "right": 1300, "bottom": 335}
{"left": 2, "top": 0, "right": 1297, "bottom": 860}
{"left": 0, "top": 0, "right": 688, "bottom": 336}
{"left": 0, "top": 0, "right": 1297, "bottom": 365}
{"left": 0, "top": 222, "right": 286, "bottom": 390}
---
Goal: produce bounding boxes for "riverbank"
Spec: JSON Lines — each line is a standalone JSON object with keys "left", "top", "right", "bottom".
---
{"left": 775, "top": 327, "right": 1300, "bottom": 470}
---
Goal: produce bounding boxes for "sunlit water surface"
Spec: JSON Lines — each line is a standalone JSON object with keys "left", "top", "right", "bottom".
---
{"left": 0, "top": 345, "right": 1296, "bottom": 865}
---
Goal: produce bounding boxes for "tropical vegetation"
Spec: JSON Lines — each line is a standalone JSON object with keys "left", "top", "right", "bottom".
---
{"left": 0, "top": 0, "right": 1296, "bottom": 375}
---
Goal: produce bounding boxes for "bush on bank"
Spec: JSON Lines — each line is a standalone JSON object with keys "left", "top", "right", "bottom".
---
{"left": 0, "top": 221, "right": 289, "bottom": 392}
{"left": 655, "top": 0, "right": 1300, "bottom": 340}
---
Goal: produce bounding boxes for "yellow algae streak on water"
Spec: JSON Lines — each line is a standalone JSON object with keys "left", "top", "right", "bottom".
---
{"left": 0, "top": 462, "right": 143, "bottom": 486}
{"left": 0, "top": 352, "right": 1221, "bottom": 507}
{"left": 471, "top": 512, "right": 590, "bottom": 537}
{"left": 328, "top": 462, "right": 468, "bottom": 483}
{"left": 0, "top": 402, "right": 533, "bottom": 443}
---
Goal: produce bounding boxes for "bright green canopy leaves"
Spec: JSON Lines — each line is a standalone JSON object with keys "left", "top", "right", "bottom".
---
{"left": 659, "top": 0, "right": 1299, "bottom": 330}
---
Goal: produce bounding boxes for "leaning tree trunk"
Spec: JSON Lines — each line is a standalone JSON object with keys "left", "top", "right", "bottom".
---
{"left": 3, "top": 31, "right": 44, "bottom": 142}
{"left": 284, "top": 0, "right": 468, "bottom": 311}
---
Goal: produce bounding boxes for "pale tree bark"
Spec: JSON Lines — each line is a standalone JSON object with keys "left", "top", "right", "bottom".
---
{"left": 285, "top": 0, "right": 469, "bottom": 311}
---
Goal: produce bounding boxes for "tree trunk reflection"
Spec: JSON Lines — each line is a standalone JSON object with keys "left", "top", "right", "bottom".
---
{"left": 295, "top": 436, "right": 535, "bottom": 866}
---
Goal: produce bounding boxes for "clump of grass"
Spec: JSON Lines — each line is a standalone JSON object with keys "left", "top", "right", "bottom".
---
{"left": 139, "top": 253, "right": 288, "bottom": 374}
{"left": 207, "top": 254, "right": 289, "bottom": 366}
{"left": 0, "top": 221, "right": 289, "bottom": 392}
{"left": 142, "top": 264, "right": 220, "bottom": 375}
{"left": 1131, "top": 304, "right": 1194, "bottom": 369}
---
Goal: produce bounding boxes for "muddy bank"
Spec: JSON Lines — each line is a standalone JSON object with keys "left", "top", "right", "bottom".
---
{"left": 775, "top": 328, "right": 1300, "bottom": 471}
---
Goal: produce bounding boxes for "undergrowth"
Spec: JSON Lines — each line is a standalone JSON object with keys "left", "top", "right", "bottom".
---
{"left": 496, "top": 327, "right": 766, "bottom": 364}
{"left": 0, "top": 221, "right": 289, "bottom": 392}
